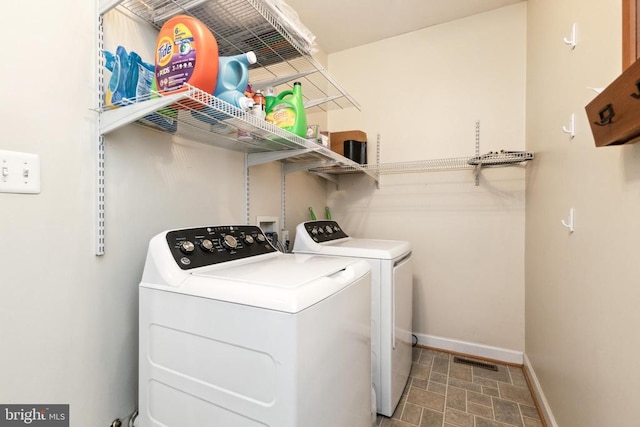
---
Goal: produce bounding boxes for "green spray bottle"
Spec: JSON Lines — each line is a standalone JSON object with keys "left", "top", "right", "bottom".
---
{"left": 266, "top": 82, "right": 307, "bottom": 138}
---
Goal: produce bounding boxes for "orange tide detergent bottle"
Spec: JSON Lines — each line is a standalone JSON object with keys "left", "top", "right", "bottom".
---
{"left": 155, "top": 15, "right": 219, "bottom": 102}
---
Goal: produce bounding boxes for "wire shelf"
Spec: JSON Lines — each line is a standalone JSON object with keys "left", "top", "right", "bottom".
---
{"left": 100, "top": 85, "right": 377, "bottom": 178}
{"left": 112, "top": 0, "right": 359, "bottom": 114}
{"left": 309, "top": 151, "right": 534, "bottom": 176}
{"left": 467, "top": 150, "right": 534, "bottom": 166}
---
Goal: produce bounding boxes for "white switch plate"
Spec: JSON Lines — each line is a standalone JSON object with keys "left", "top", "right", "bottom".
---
{"left": 0, "top": 150, "right": 41, "bottom": 194}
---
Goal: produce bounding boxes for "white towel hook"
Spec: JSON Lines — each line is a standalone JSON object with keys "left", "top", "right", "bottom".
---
{"left": 561, "top": 208, "right": 575, "bottom": 233}
{"left": 562, "top": 113, "right": 575, "bottom": 138}
{"left": 563, "top": 23, "right": 577, "bottom": 49}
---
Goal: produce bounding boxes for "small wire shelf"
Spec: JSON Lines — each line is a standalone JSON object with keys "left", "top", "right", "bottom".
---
{"left": 310, "top": 151, "right": 534, "bottom": 176}
{"left": 467, "top": 150, "right": 534, "bottom": 166}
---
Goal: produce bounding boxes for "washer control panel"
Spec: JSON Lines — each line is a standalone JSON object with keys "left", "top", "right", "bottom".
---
{"left": 301, "top": 220, "right": 349, "bottom": 243}
{"left": 165, "top": 225, "right": 276, "bottom": 270}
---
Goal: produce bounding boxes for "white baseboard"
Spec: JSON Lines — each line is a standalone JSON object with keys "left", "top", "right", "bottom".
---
{"left": 413, "top": 333, "right": 523, "bottom": 365}
{"left": 523, "top": 354, "right": 558, "bottom": 427}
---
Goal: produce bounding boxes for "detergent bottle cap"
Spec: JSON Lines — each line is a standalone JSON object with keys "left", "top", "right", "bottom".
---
{"left": 238, "top": 96, "right": 255, "bottom": 110}
{"left": 246, "top": 51, "right": 257, "bottom": 65}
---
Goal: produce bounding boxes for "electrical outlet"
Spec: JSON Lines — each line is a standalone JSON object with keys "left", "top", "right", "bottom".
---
{"left": 0, "top": 150, "right": 40, "bottom": 194}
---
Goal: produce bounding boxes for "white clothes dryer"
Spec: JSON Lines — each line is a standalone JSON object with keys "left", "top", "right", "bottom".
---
{"left": 293, "top": 220, "right": 413, "bottom": 417}
{"left": 139, "top": 224, "right": 372, "bottom": 427}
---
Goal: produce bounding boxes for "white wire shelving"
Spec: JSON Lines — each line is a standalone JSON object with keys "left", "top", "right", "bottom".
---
{"left": 100, "top": 84, "right": 376, "bottom": 177}
{"left": 309, "top": 150, "right": 534, "bottom": 181}
{"left": 97, "top": 4, "right": 373, "bottom": 181}
{"left": 96, "top": 0, "right": 370, "bottom": 254}
{"left": 310, "top": 123, "right": 533, "bottom": 180}
{"left": 99, "top": 0, "right": 359, "bottom": 114}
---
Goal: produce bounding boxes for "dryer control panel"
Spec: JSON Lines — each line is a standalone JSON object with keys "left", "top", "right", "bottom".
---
{"left": 165, "top": 225, "right": 277, "bottom": 269}
{"left": 300, "top": 220, "right": 349, "bottom": 243}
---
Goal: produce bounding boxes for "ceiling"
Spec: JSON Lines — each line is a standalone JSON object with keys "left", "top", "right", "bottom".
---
{"left": 283, "top": 0, "right": 525, "bottom": 54}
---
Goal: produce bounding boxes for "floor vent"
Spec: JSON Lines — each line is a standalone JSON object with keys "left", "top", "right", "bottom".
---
{"left": 453, "top": 356, "right": 498, "bottom": 371}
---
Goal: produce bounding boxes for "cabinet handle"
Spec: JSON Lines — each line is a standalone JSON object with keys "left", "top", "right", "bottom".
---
{"left": 631, "top": 80, "right": 640, "bottom": 99}
{"left": 594, "top": 104, "right": 615, "bottom": 126}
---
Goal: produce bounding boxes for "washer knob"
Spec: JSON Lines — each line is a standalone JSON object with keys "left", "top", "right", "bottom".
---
{"left": 256, "top": 233, "right": 266, "bottom": 243}
{"left": 179, "top": 240, "right": 195, "bottom": 254}
{"left": 244, "top": 235, "right": 255, "bottom": 244}
{"left": 311, "top": 227, "right": 318, "bottom": 235}
{"left": 200, "top": 239, "right": 214, "bottom": 252}
{"left": 325, "top": 225, "right": 333, "bottom": 234}
{"left": 222, "top": 235, "right": 238, "bottom": 250}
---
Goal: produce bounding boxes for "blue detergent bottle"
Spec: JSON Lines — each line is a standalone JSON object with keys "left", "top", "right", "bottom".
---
{"left": 214, "top": 51, "right": 257, "bottom": 110}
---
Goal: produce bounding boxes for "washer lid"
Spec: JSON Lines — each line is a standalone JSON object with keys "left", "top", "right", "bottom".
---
{"left": 296, "top": 237, "right": 411, "bottom": 260}
{"left": 149, "top": 254, "right": 371, "bottom": 313}
{"left": 293, "top": 220, "right": 411, "bottom": 259}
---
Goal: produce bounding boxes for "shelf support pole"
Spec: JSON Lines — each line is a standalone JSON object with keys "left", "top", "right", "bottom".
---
{"left": 281, "top": 163, "right": 286, "bottom": 248}
{"left": 245, "top": 153, "right": 250, "bottom": 225}
{"left": 95, "top": 12, "right": 106, "bottom": 255}
{"left": 475, "top": 121, "right": 481, "bottom": 186}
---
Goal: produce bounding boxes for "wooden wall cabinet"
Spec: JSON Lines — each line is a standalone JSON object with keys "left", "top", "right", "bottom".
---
{"left": 585, "top": 57, "right": 640, "bottom": 146}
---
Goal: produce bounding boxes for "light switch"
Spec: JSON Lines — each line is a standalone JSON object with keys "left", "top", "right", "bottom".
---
{"left": 0, "top": 150, "right": 40, "bottom": 194}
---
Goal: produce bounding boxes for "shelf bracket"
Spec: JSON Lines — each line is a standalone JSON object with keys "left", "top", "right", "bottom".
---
{"left": 311, "top": 172, "right": 339, "bottom": 187}
{"left": 304, "top": 95, "right": 344, "bottom": 109}
{"left": 99, "top": 92, "right": 188, "bottom": 135}
{"left": 99, "top": 0, "right": 122, "bottom": 15}
{"left": 251, "top": 70, "right": 318, "bottom": 91}
{"left": 152, "top": 0, "right": 209, "bottom": 22}
{"left": 284, "top": 160, "right": 332, "bottom": 174}
{"left": 247, "top": 149, "right": 313, "bottom": 166}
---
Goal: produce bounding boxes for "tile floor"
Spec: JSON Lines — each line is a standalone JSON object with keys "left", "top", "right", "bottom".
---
{"left": 375, "top": 347, "right": 544, "bottom": 427}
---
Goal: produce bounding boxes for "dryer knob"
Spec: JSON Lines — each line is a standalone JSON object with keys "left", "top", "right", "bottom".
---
{"left": 311, "top": 227, "right": 318, "bottom": 236}
{"left": 255, "top": 233, "right": 266, "bottom": 243}
{"left": 200, "top": 239, "right": 214, "bottom": 252}
{"left": 222, "top": 234, "right": 238, "bottom": 250}
{"left": 244, "top": 235, "right": 255, "bottom": 244}
{"left": 325, "top": 226, "right": 333, "bottom": 234}
{"left": 179, "top": 240, "right": 195, "bottom": 254}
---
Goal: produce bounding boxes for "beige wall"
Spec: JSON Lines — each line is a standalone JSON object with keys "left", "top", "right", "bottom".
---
{"left": 326, "top": 4, "right": 528, "bottom": 356}
{"left": 526, "top": 0, "right": 640, "bottom": 425}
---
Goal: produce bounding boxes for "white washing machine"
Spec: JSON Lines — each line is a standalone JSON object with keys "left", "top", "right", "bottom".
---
{"left": 138, "top": 224, "right": 372, "bottom": 427}
{"left": 293, "top": 220, "right": 413, "bottom": 417}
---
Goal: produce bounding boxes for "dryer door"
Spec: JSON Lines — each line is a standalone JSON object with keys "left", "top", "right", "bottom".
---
{"left": 390, "top": 253, "right": 413, "bottom": 412}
